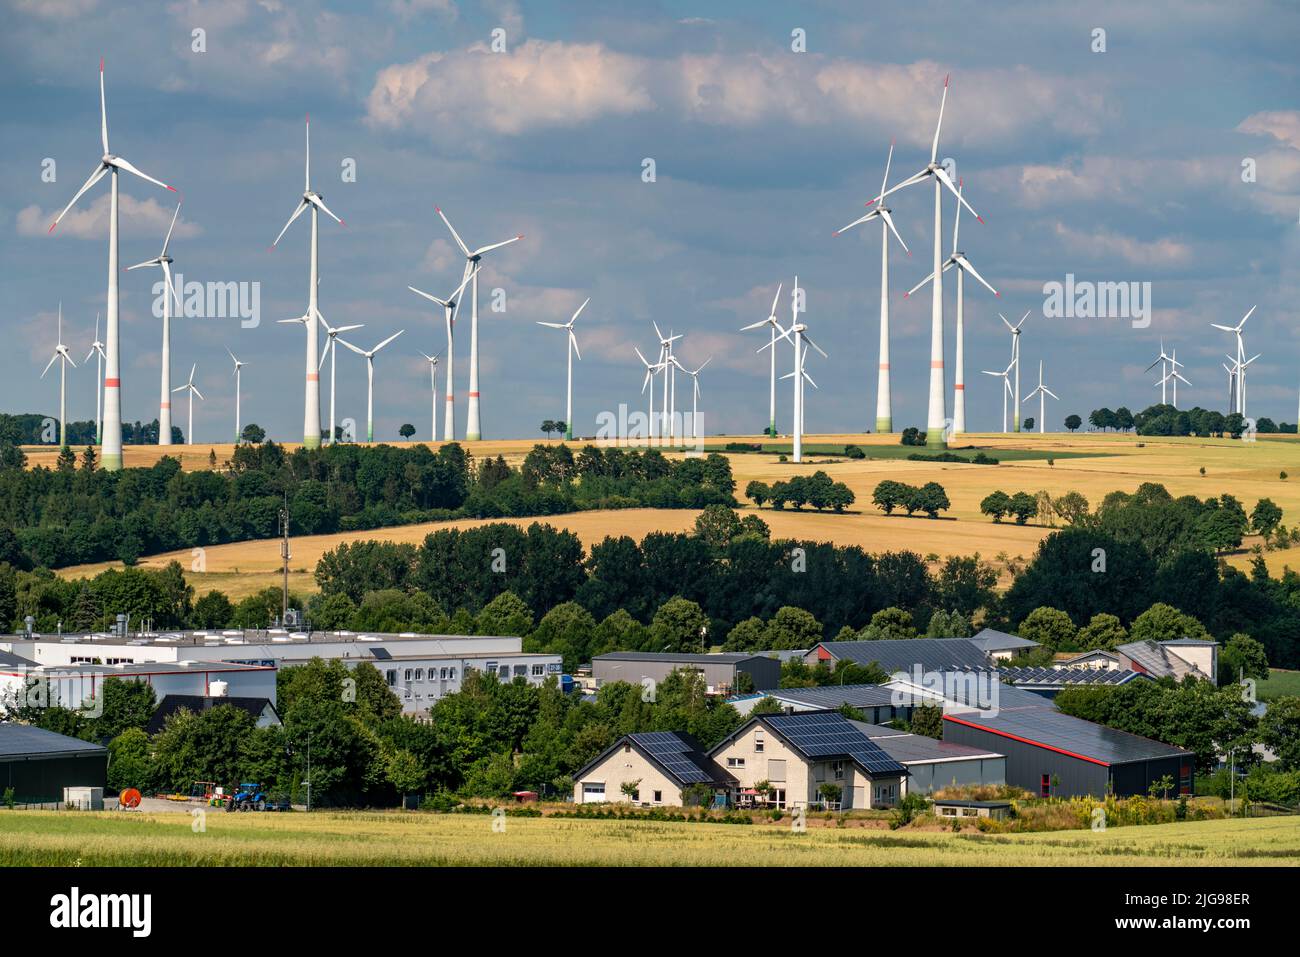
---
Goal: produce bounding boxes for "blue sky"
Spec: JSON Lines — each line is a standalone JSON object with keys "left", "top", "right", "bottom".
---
{"left": 3, "top": 0, "right": 1298, "bottom": 444}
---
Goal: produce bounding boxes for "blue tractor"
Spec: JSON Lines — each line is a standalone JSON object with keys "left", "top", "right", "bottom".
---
{"left": 228, "top": 782, "right": 269, "bottom": 812}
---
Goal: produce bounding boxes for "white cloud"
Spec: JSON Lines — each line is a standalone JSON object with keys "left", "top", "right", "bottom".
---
{"left": 1051, "top": 221, "right": 1192, "bottom": 268}
{"left": 1238, "top": 110, "right": 1300, "bottom": 151}
{"left": 17, "top": 193, "right": 201, "bottom": 241}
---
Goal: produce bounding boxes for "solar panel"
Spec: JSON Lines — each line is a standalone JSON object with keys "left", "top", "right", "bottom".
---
{"left": 763, "top": 712, "right": 907, "bottom": 775}
{"left": 628, "top": 731, "right": 719, "bottom": 785}
{"left": 945, "top": 707, "right": 1187, "bottom": 764}
{"left": 370, "top": 647, "right": 392, "bottom": 660}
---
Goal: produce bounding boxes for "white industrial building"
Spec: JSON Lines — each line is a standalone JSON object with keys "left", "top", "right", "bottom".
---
{"left": 0, "top": 660, "right": 276, "bottom": 716}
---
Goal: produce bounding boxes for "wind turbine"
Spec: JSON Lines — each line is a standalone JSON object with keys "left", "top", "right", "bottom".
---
{"left": 339, "top": 331, "right": 404, "bottom": 443}
{"left": 1159, "top": 349, "right": 1190, "bottom": 409}
{"left": 1144, "top": 339, "right": 1173, "bottom": 405}
{"left": 780, "top": 347, "right": 819, "bottom": 437}
{"left": 314, "top": 312, "right": 364, "bottom": 444}
{"left": 835, "top": 141, "right": 910, "bottom": 434}
{"left": 904, "top": 177, "right": 998, "bottom": 437}
{"left": 227, "top": 349, "right": 245, "bottom": 443}
{"left": 84, "top": 312, "right": 105, "bottom": 444}
{"left": 270, "top": 114, "right": 346, "bottom": 450}
{"left": 419, "top": 351, "right": 441, "bottom": 442}
{"left": 1223, "top": 361, "right": 1238, "bottom": 414}
{"left": 999, "top": 312, "right": 1029, "bottom": 432}
{"left": 408, "top": 266, "right": 479, "bottom": 442}
{"left": 172, "top": 363, "right": 203, "bottom": 445}
{"left": 49, "top": 58, "right": 178, "bottom": 470}
{"left": 1235, "top": 353, "right": 1262, "bottom": 420}
{"left": 760, "top": 277, "right": 826, "bottom": 463}
{"left": 866, "top": 75, "right": 985, "bottom": 449}
{"left": 739, "top": 282, "right": 784, "bottom": 437}
{"left": 537, "top": 298, "right": 589, "bottom": 442}
{"left": 681, "top": 357, "right": 712, "bottom": 440}
{"left": 635, "top": 347, "right": 664, "bottom": 445}
{"left": 126, "top": 201, "right": 184, "bottom": 446}
{"left": 1025, "top": 360, "right": 1058, "bottom": 434}
{"left": 435, "top": 206, "right": 524, "bottom": 442}
{"left": 1211, "top": 306, "right": 1253, "bottom": 410}
{"left": 651, "top": 322, "right": 682, "bottom": 443}
{"left": 41, "top": 303, "right": 77, "bottom": 447}
{"left": 980, "top": 359, "right": 1015, "bottom": 433}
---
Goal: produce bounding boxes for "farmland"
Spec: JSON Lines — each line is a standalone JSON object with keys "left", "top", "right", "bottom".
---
{"left": 50, "top": 431, "right": 1300, "bottom": 599}
{"left": 1, "top": 809, "right": 1297, "bottom": 866}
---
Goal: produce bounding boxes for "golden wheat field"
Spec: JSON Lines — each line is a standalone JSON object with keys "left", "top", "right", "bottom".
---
{"left": 48, "top": 432, "right": 1300, "bottom": 598}
{"left": 1, "top": 809, "right": 1297, "bottom": 866}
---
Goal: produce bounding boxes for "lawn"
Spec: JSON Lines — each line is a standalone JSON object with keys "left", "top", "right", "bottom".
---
{"left": 1257, "top": 669, "right": 1300, "bottom": 702}
{"left": 1, "top": 809, "right": 1297, "bottom": 866}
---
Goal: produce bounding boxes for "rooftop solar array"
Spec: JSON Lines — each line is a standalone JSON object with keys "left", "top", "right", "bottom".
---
{"left": 761, "top": 712, "right": 908, "bottom": 776}
{"left": 627, "top": 731, "right": 734, "bottom": 787}
{"left": 772, "top": 683, "right": 900, "bottom": 710}
{"left": 817, "top": 638, "right": 993, "bottom": 674}
{"left": 944, "top": 707, "right": 1188, "bottom": 765}
{"left": 1115, "top": 640, "right": 1204, "bottom": 680}
{"left": 999, "top": 667, "right": 1147, "bottom": 687}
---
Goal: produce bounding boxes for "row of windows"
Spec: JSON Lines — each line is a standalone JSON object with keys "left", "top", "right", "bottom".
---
{"left": 384, "top": 662, "right": 550, "bottom": 688}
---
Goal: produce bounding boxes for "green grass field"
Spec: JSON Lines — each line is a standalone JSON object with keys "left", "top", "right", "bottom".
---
{"left": 1257, "top": 669, "right": 1300, "bottom": 702}
{"left": 1, "top": 810, "right": 1297, "bottom": 866}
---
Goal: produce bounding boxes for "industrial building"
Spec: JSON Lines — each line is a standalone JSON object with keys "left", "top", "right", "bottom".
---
{"left": 804, "top": 637, "right": 993, "bottom": 675}
{"left": 942, "top": 706, "right": 1193, "bottom": 798}
{"left": 0, "top": 660, "right": 277, "bottom": 716}
{"left": 997, "top": 666, "right": 1150, "bottom": 699}
{"left": 592, "top": 651, "right": 780, "bottom": 694}
{"left": 573, "top": 731, "right": 736, "bottom": 806}
{"left": 727, "top": 682, "right": 905, "bottom": 722}
{"left": 849, "top": 722, "right": 1006, "bottom": 795}
{"left": 0, "top": 724, "right": 107, "bottom": 804}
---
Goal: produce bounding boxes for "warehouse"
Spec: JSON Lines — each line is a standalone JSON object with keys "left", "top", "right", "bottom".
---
{"left": 592, "top": 651, "right": 780, "bottom": 694}
{"left": 804, "top": 637, "right": 993, "bottom": 675}
{"left": 849, "top": 722, "right": 1006, "bottom": 795}
{"left": 0, "top": 724, "right": 107, "bottom": 804}
{"left": 942, "top": 707, "right": 1193, "bottom": 798}
{"left": 727, "top": 683, "right": 905, "bottom": 722}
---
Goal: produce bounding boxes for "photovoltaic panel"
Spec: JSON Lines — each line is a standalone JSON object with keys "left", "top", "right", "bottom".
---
{"left": 762, "top": 712, "right": 907, "bottom": 775}
{"left": 628, "top": 731, "right": 719, "bottom": 785}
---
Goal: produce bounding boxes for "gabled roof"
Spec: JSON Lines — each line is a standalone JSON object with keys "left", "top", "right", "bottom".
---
{"left": 146, "top": 696, "right": 280, "bottom": 736}
{"left": 0, "top": 723, "right": 107, "bottom": 759}
{"left": 1115, "top": 640, "right": 1206, "bottom": 680}
{"left": 810, "top": 638, "right": 992, "bottom": 674}
{"left": 715, "top": 711, "right": 907, "bottom": 777}
{"left": 943, "top": 707, "right": 1189, "bottom": 766}
{"left": 998, "top": 666, "right": 1150, "bottom": 689}
{"left": 968, "top": 628, "right": 1041, "bottom": 654}
{"left": 574, "top": 731, "right": 737, "bottom": 790}
{"left": 757, "top": 683, "right": 900, "bottom": 711}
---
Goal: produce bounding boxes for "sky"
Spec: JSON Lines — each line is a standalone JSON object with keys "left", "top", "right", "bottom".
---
{"left": 2, "top": 0, "right": 1298, "bottom": 445}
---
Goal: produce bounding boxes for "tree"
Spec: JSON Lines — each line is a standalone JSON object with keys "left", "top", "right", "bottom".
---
{"left": 1258, "top": 697, "right": 1300, "bottom": 770}
{"left": 398, "top": 423, "right": 416, "bottom": 440}
{"left": 192, "top": 590, "right": 234, "bottom": 629}
{"left": 933, "top": 555, "right": 998, "bottom": 618}
{"left": 1128, "top": 603, "right": 1210, "bottom": 646}
{"left": 1065, "top": 414, "right": 1082, "bottom": 432}
{"left": 106, "top": 727, "right": 153, "bottom": 791}
{"left": 1007, "top": 491, "right": 1038, "bottom": 525}
{"left": 240, "top": 423, "right": 266, "bottom": 444}
{"left": 540, "top": 420, "right": 556, "bottom": 439}
{"left": 926, "top": 609, "right": 972, "bottom": 638}
{"left": 980, "top": 491, "right": 1011, "bottom": 522}
{"left": 1054, "top": 491, "right": 1090, "bottom": 526}
{"left": 1023, "top": 417, "right": 1034, "bottom": 431}
{"left": 1219, "top": 632, "right": 1269, "bottom": 684}
{"left": 694, "top": 505, "right": 742, "bottom": 552}
{"left": 859, "top": 607, "right": 917, "bottom": 641}
{"left": 1076, "top": 612, "right": 1127, "bottom": 650}
{"left": 476, "top": 590, "right": 534, "bottom": 636}
{"left": 723, "top": 617, "right": 768, "bottom": 652}
{"left": 385, "top": 748, "right": 426, "bottom": 805}
{"left": 872, "top": 480, "right": 909, "bottom": 515}
{"left": 1018, "top": 607, "right": 1078, "bottom": 652}
{"left": 764, "top": 606, "right": 823, "bottom": 650}
{"left": 910, "top": 482, "right": 950, "bottom": 519}
{"left": 648, "top": 597, "right": 709, "bottom": 653}
{"left": 1251, "top": 498, "right": 1283, "bottom": 540}
{"left": 909, "top": 705, "right": 944, "bottom": 739}
{"left": 620, "top": 778, "right": 643, "bottom": 801}
{"left": 745, "top": 480, "right": 771, "bottom": 508}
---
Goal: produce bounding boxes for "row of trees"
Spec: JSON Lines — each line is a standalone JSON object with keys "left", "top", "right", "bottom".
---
{"left": 744, "top": 472, "right": 855, "bottom": 512}
{"left": 871, "top": 480, "right": 951, "bottom": 518}
{"left": 1087, "top": 404, "right": 1296, "bottom": 437}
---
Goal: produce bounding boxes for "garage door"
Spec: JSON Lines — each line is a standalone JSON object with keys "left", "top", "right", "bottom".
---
{"left": 581, "top": 782, "right": 606, "bottom": 804}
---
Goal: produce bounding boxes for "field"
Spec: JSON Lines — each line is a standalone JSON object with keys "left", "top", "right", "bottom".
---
{"left": 48, "top": 431, "right": 1300, "bottom": 599}
{"left": 1, "top": 809, "right": 1297, "bottom": 866}
{"left": 1257, "top": 669, "right": 1300, "bottom": 702}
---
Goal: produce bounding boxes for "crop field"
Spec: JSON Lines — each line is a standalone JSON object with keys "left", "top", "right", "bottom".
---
{"left": 0, "top": 809, "right": 1297, "bottom": 866}
{"left": 51, "top": 431, "right": 1300, "bottom": 598}
{"left": 1256, "top": 668, "right": 1300, "bottom": 702}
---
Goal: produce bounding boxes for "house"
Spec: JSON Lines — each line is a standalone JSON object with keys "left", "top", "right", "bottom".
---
{"left": 709, "top": 711, "right": 908, "bottom": 810}
{"left": 572, "top": 731, "right": 736, "bottom": 806}
{"left": 1055, "top": 649, "right": 1124, "bottom": 670}
{"left": 727, "top": 683, "right": 906, "bottom": 723}
{"left": 1114, "top": 639, "right": 1217, "bottom": 683}
{"left": 592, "top": 651, "right": 780, "bottom": 694}
{"left": 848, "top": 721, "right": 1006, "bottom": 795}
{"left": 932, "top": 798, "right": 1013, "bottom": 821}
{"left": 804, "top": 637, "right": 993, "bottom": 676}
{"left": 0, "top": 723, "right": 108, "bottom": 804}
{"left": 146, "top": 693, "right": 281, "bottom": 735}
{"left": 942, "top": 706, "right": 1194, "bottom": 798}
{"left": 997, "top": 666, "right": 1150, "bottom": 699}
{"left": 967, "top": 628, "right": 1041, "bottom": 661}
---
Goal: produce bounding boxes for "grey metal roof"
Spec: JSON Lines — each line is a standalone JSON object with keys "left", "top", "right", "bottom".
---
{"left": 968, "top": 628, "right": 1041, "bottom": 653}
{"left": 813, "top": 638, "right": 992, "bottom": 674}
{"left": 944, "top": 707, "right": 1189, "bottom": 765}
{"left": 753, "top": 711, "right": 908, "bottom": 776}
{"left": 886, "top": 671, "right": 1057, "bottom": 714}
{"left": 595, "top": 651, "right": 765, "bottom": 665}
{"left": 1115, "top": 640, "right": 1205, "bottom": 680}
{"left": 863, "top": 731, "right": 1005, "bottom": 764}
{"left": 0, "top": 723, "right": 107, "bottom": 759}
{"left": 1160, "top": 638, "right": 1219, "bottom": 647}
{"left": 768, "top": 683, "right": 900, "bottom": 711}
{"left": 0, "top": 650, "right": 35, "bottom": 668}
{"left": 998, "top": 667, "right": 1149, "bottom": 688}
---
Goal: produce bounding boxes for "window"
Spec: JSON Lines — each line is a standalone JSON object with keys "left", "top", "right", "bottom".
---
{"left": 831, "top": 760, "right": 845, "bottom": 780}
{"left": 653, "top": 791, "right": 662, "bottom": 804}
{"left": 513, "top": 664, "right": 527, "bottom": 677}
{"left": 449, "top": 667, "right": 457, "bottom": 680}
{"left": 940, "top": 807, "right": 957, "bottom": 817}
{"left": 386, "top": 670, "right": 397, "bottom": 686}
{"left": 404, "top": 669, "right": 412, "bottom": 682}
{"left": 961, "top": 808, "right": 977, "bottom": 817}
{"left": 414, "top": 669, "right": 424, "bottom": 681}
{"left": 499, "top": 665, "right": 509, "bottom": 678}
{"left": 754, "top": 733, "right": 764, "bottom": 753}
{"left": 727, "top": 757, "right": 745, "bottom": 768}
{"left": 769, "top": 788, "right": 786, "bottom": 809}
{"left": 629, "top": 790, "right": 640, "bottom": 802}
{"left": 531, "top": 664, "right": 545, "bottom": 676}
{"left": 439, "top": 668, "right": 448, "bottom": 680}
{"left": 1041, "top": 774, "right": 1051, "bottom": 798}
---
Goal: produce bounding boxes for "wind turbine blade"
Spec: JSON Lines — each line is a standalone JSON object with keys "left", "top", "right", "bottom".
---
{"left": 769, "top": 282, "right": 783, "bottom": 319}
{"left": 803, "top": 334, "right": 829, "bottom": 359}
{"left": 318, "top": 343, "right": 331, "bottom": 371}
{"left": 338, "top": 339, "right": 365, "bottom": 356}
{"left": 880, "top": 139, "right": 894, "bottom": 200}
{"left": 803, "top": 371, "right": 818, "bottom": 389}
{"left": 161, "top": 260, "right": 182, "bottom": 314}
{"left": 125, "top": 257, "right": 160, "bottom": 271}
{"left": 172, "top": 384, "right": 187, "bottom": 393}
{"left": 272, "top": 200, "right": 309, "bottom": 247}
{"left": 192, "top": 386, "right": 204, "bottom": 401}
{"left": 435, "top": 207, "right": 471, "bottom": 256}
{"left": 100, "top": 58, "right": 109, "bottom": 153}
{"left": 570, "top": 297, "right": 591, "bottom": 324}
{"left": 1209, "top": 324, "right": 1235, "bottom": 333}
{"left": 1238, "top": 305, "right": 1256, "bottom": 329}
{"left": 334, "top": 323, "right": 365, "bottom": 334}
{"left": 956, "top": 256, "right": 998, "bottom": 296}
{"left": 50, "top": 163, "right": 109, "bottom": 231}
{"left": 931, "top": 74, "right": 948, "bottom": 164}
{"left": 1014, "top": 311, "right": 1030, "bottom": 329}
{"left": 304, "top": 114, "right": 311, "bottom": 190}
{"left": 448, "top": 264, "right": 480, "bottom": 302}
{"left": 473, "top": 235, "right": 523, "bottom": 257}
{"left": 833, "top": 211, "right": 876, "bottom": 236}
{"left": 936, "top": 166, "right": 982, "bottom": 223}
{"left": 739, "top": 318, "right": 771, "bottom": 332}
{"left": 634, "top": 347, "right": 651, "bottom": 367}
{"left": 1144, "top": 358, "right": 1164, "bottom": 373}
{"left": 161, "top": 201, "right": 181, "bottom": 255}
{"left": 952, "top": 178, "right": 963, "bottom": 253}
{"left": 905, "top": 272, "right": 935, "bottom": 298}
{"left": 111, "top": 156, "right": 176, "bottom": 193}
{"left": 999, "top": 313, "right": 1015, "bottom": 333}
{"left": 569, "top": 330, "right": 581, "bottom": 361}
{"left": 864, "top": 169, "right": 928, "bottom": 206}
{"left": 408, "top": 286, "right": 446, "bottom": 307}
{"left": 695, "top": 357, "right": 712, "bottom": 374}
{"left": 188, "top": 363, "right": 196, "bottom": 384}
{"left": 880, "top": 208, "right": 909, "bottom": 254}
{"left": 373, "top": 330, "right": 404, "bottom": 352}
{"left": 308, "top": 193, "right": 343, "bottom": 225}
{"left": 1043, "top": 388, "right": 1059, "bottom": 400}
{"left": 537, "top": 321, "right": 567, "bottom": 329}
{"left": 41, "top": 353, "right": 58, "bottom": 378}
